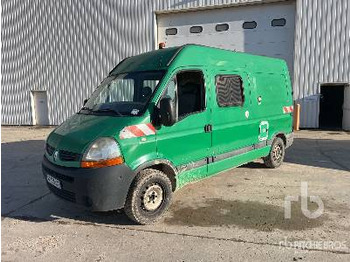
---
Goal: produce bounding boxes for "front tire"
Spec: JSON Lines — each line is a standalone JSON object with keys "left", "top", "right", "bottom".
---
{"left": 263, "top": 137, "right": 285, "bottom": 168}
{"left": 124, "top": 168, "right": 172, "bottom": 225}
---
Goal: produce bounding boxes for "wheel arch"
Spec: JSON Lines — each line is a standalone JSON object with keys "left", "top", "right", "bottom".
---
{"left": 270, "top": 132, "right": 287, "bottom": 146}
{"left": 133, "top": 159, "right": 178, "bottom": 191}
{"left": 275, "top": 133, "right": 287, "bottom": 146}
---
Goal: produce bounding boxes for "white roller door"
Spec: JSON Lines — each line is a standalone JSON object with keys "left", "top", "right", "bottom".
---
{"left": 157, "top": 1, "right": 296, "bottom": 75}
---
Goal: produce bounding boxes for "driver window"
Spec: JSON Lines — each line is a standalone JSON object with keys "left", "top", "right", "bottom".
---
{"left": 160, "top": 78, "right": 177, "bottom": 116}
{"left": 164, "top": 78, "right": 176, "bottom": 101}
{"left": 159, "top": 70, "right": 205, "bottom": 120}
{"left": 177, "top": 71, "right": 205, "bottom": 118}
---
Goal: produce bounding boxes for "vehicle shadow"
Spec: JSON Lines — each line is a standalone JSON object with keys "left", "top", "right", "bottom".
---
{"left": 241, "top": 137, "right": 350, "bottom": 172}
{"left": 284, "top": 138, "right": 350, "bottom": 172}
{"left": 1, "top": 136, "right": 349, "bottom": 226}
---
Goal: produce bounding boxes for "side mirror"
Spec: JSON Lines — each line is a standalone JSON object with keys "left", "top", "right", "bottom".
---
{"left": 160, "top": 97, "right": 176, "bottom": 126}
{"left": 83, "top": 99, "right": 88, "bottom": 105}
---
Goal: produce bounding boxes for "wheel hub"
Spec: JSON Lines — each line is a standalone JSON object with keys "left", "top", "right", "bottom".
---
{"left": 272, "top": 144, "right": 283, "bottom": 161}
{"left": 142, "top": 184, "right": 163, "bottom": 211}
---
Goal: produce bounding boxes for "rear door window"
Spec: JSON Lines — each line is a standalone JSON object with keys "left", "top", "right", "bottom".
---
{"left": 215, "top": 75, "right": 244, "bottom": 107}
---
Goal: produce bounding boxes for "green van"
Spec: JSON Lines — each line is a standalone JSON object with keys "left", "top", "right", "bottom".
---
{"left": 43, "top": 44, "right": 293, "bottom": 224}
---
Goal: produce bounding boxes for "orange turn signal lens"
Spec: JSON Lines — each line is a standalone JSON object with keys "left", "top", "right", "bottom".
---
{"left": 81, "top": 156, "right": 124, "bottom": 168}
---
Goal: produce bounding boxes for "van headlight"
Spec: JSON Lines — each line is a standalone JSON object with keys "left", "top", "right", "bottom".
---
{"left": 81, "top": 137, "right": 124, "bottom": 168}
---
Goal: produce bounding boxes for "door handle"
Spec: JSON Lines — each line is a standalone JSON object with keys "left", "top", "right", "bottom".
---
{"left": 204, "top": 124, "right": 212, "bottom": 133}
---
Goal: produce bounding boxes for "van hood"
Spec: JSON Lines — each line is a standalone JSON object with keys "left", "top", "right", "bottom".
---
{"left": 47, "top": 113, "right": 145, "bottom": 153}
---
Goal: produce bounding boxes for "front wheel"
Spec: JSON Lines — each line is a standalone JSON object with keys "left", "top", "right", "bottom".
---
{"left": 124, "top": 168, "right": 172, "bottom": 225}
{"left": 263, "top": 137, "right": 285, "bottom": 168}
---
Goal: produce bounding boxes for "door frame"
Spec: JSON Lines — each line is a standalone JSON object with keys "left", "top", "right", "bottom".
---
{"left": 155, "top": 66, "right": 212, "bottom": 168}
{"left": 318, "top": 82, "right": 347, "bottom": 129}
{"left": 30, "top": 90, "right": 49, "bottom": 125}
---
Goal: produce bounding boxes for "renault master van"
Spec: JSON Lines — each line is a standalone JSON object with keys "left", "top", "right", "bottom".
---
{"left": 43, "top": 44, "right": 293, "bottom": 224}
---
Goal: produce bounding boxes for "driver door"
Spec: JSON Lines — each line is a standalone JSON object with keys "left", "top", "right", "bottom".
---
{"left": 156, "top": 69, "right": 211, "bottom": 177}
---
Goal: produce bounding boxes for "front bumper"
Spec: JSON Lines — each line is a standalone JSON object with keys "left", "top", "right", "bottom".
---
{"left": 42, "top": 156, "right": 136, "bottom": 211}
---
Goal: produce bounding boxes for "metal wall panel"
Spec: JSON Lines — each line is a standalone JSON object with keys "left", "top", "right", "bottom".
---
{"left": 1, "top": 0, "right": 349, "bottom": 127}
{"left": 1, "top": 0, "right": 151, "bottom": 125}
{"left": 2, "top": 0, "right": 262, "bottom": 125}
{"left": 0, "top": 0, "right": 268, "bottom": 125}
{"left": 294, "top": 0, "right": 350, "bottom": 128}
{"left": 157, "top": 1, "right": 296, "bottom": 76}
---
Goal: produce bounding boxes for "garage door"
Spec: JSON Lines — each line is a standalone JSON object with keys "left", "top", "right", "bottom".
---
{"left": 157, "top": 1, "right": 296, "bottom": 75}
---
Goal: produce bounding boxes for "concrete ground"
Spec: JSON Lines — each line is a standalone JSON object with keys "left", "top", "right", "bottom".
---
{"left": 1, "top": 126, "right": 350, "bottom": 261}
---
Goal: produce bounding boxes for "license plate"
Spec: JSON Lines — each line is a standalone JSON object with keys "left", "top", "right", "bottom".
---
{"left": 46, "top": 174, "right": 61, "bottom": 189}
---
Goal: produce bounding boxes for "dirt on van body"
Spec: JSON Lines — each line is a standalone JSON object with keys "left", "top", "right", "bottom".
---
{"left": 1, "top": 127, "right": 350, "bottom": 261}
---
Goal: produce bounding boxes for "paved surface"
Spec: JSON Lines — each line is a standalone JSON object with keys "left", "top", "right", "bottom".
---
{"left": 1, "top": 127, "right": 350, "bottom": 261}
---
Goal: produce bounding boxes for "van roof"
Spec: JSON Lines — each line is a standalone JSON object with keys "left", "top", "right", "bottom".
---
{"left": 110, "top": 44, "right": 287, "bottom": 75}
{"left": 109, "top": 46, "right": 181, "bottom": 74}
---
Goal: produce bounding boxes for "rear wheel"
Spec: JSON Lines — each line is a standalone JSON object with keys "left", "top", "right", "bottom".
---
{"left": 263, "top": 137, "right": 285, "bottom": 168}
{"left": 124, "top": 168, "right": 172, "bottom": 225}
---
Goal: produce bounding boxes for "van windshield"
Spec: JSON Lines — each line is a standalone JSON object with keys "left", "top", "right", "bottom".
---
{"left": 81, "top": 71, "right": 165, "bottom": 116}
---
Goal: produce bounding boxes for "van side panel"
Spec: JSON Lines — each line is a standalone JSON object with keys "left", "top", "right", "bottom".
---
{"left": 251, "top": 68, "right": 293, "bottom": 141}
{"left": 176, "top": 165, "right": 208, "bottom": 189}
{"left": 250, "top": 71, "right": 284, "bottom": 143}
{"left": 253, "top": 72, "right": 289, "bottom": 116}
{"left": 151, "top": 46, "right": 293, "bottom": 189}
{"left": 207, "top": 146, "right": 271, "bottom": 179}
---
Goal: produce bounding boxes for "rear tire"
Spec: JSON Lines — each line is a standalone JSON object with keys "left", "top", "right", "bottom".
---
{"left": 263, "top": 137, "right": 285, "bottom": 168}
{"left": 124, "top": 168, "right": 172, "bottom": 225}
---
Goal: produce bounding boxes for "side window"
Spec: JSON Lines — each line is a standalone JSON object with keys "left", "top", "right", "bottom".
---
{"left": 190, "top": 26, "right": 203, "bottom": 34}
{"left": 163, "top": 78, "right": 176, "bottom": 101}
{"left": 271, "top": 18, "right": 286, "bottom": 27}
{"left": 177, "top": 71, "right": 205, "bottom": 118}
{"left": 154, "top": 78, "right": 177, "bottom": 125}
{"left": 215, "top": 23, "right": 229, "bottom": 32}
{"left": 165, "top": 28, "right": 177, "bottom": 35}
{"left": 242, "top": 21, "right": 257, "bottom": 29}
{"left": 215, "top": 75, "right": 244, "bottom": 107}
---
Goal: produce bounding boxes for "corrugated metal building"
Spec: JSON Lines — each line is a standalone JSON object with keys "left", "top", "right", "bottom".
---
{"left": 1, "top": 0, "right": 349, "bottom": 128}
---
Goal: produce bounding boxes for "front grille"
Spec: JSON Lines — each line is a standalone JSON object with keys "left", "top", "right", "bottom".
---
{"left": 47, "top": 183, "right": 76, "bottom": 203}
{"left": 46, "top": 143, "right": 55, "bottom": 155}
{"left": 59, "top": 150, "right": 81, "bottom": 162}
{"left": 46, "top": 143, "right": 81, "bottom": 162}
{"left": 43, "top": 165, "right": 74, "bottom": 182}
